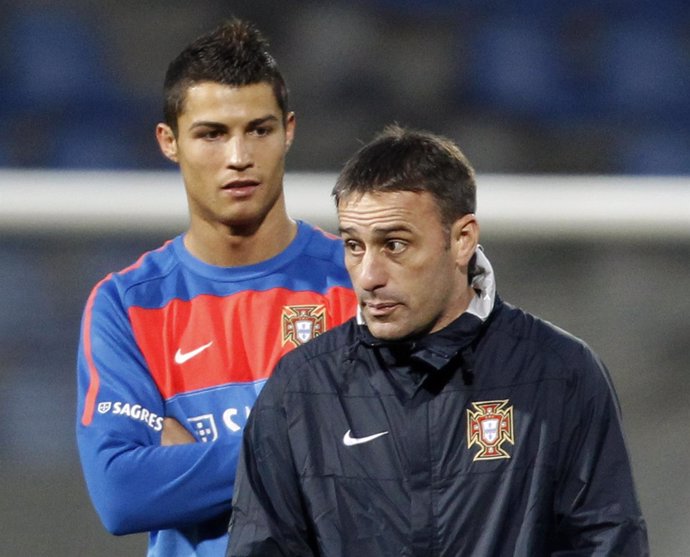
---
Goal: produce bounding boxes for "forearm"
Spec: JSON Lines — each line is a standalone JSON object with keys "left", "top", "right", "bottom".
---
{"left": 79, "top": 432, "right": 239, "bottom": 534}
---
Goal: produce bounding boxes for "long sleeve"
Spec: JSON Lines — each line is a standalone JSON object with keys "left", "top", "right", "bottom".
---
{"left": 227, "top": 368, "right": 317, "bottom": 557}
{"left": 551, "top": 347, "right": 649, "bottom": 555}
{"left": 76, "top": 278, "right": 238, "bottom": 535}
{"left": 76, "top": 226, "right": 356, "bottom": 555}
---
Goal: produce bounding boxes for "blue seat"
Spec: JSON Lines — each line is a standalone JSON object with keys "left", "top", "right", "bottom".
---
{"left": 600, "top": 20, "right": 689, "bottom": 122}
{"left": 6, "top": 8, "right": 116, "bottom": 108}
{"left": 465, "top": 16, "right": 572, "bottom": 119}
{"left": 616, "top": 129, "right": 690, "bottom": 175}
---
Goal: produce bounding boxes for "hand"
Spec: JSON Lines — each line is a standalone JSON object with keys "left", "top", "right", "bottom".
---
{"left": 161, "top": 417, "right": 196, "bottom": 446}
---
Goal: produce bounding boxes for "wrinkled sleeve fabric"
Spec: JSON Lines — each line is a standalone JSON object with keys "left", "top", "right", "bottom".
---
{"left": 551, "top": 344, "right": 650, "bottom": 556}
{"left": 227, "top": 362, "right": 317, "bottom": 557}
{"left": 76, "top": 278, "right": 237, "bottom": 535}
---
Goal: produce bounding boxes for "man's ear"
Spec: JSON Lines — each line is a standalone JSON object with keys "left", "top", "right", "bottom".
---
{"left": 284, "top": 111, "right": 296, "bottom": 152}
{"left": 451, "top": 213, "right": 479, "bottom": 267}
{"left": 156, "top": 123, "right": 179, "bottom": 163}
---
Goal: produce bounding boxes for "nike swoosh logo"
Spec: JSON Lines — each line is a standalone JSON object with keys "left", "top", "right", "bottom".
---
{"left": 342, "top": 429, "right": 389, "bottom": 447}
{"left": 174, "top": 341, "right": 213, "bottom": 364}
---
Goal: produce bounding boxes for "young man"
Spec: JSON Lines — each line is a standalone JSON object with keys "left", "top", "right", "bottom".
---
{"left": 76, "top": 20, "right": 356, "bottom": 556}
{"left": 227, "top": 125, "right": 650, "bottom": 556}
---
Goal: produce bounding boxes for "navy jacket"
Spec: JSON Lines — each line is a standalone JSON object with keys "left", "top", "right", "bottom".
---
{"left": 227, "top": 295, "right": 649, "bottom": 556}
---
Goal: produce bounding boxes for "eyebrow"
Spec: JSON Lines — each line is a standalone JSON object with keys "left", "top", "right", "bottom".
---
{"left": 339, "top": 223, "right": 413, "bottom": 236}
{"left": 188, "top": 115, "right": 280, "bottom": 131}
{"left": 248, "top": 115, "right": 280, "bottom": 127}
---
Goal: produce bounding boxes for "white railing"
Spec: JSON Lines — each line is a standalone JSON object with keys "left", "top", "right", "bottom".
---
{"left": 1, "top": 170, "right": 689, "bottom": 238}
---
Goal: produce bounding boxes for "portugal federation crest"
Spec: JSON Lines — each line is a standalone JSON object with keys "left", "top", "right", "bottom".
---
{"left": 467, "top": 399, "right": 514, "bottom": 461}
{"left": 282, "top": 305, "right": 326, "bottom": 347}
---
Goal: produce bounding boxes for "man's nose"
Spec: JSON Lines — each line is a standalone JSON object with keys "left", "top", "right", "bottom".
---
{"left": 226, "top": 135, "right": 252, "bottom": 170}
{"left": 357, "top": 250, "right": 387, "bottom": 292}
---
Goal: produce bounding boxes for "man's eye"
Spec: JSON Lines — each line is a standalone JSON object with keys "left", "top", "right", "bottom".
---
{"left": 201, "top": 130, "right": 222, "bottom": 140}
{"left": 252, "top": 126, "right": 271, "bottom": 137}
{"left": 386, "top": 240, "right": 406, "bottom": 253}
{"left": 344, "top": 240, "right": 363, "bottom": 254}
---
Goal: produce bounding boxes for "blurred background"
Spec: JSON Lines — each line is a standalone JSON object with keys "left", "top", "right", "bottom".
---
{"left": 1, "top": 0, "right": 689, "bottom": 173}
{"left": 1, "top": 0, "right": 688, "bottom": 555}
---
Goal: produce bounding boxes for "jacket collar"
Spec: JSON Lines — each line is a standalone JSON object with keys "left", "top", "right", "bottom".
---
{"left": 466, "top": 247, "right": 495, "bottom": 322}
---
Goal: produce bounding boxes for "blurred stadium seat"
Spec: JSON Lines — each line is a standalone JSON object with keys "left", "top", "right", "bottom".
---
{"left": 0, "top": 2, "right": 687, "bottom": 173}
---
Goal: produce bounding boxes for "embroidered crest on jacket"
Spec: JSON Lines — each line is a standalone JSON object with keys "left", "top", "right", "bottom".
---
{"left": 282, "top": 305, "right": 326, "bottom": 346}
{"left": 467, "top": 399, "right": 514, "bottom": 461}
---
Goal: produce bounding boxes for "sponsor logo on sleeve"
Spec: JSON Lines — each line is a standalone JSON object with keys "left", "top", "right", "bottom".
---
{"left": 97, "top": 401, "right": 164, "bottom": 432}
{"left": 96, "top": 402, "right": 255, "bottom": 439}
{"left": 282, "top": 305, "right": 326, "bottom": 347}
{"left": 467, "top": 399, "right": 514, "bottom": 461}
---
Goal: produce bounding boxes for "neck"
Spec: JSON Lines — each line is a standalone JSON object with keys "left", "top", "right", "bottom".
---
{"left": 427, "top": 283, "right": 477, "bottom": 335}
{"left": 184, "top": 214, "right": 297, "bottom": 267}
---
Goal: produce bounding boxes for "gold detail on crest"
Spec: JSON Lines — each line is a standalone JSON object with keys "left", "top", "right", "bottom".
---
{"left": 467, "top": 399, "right": 514, "bottom": 461}
{"left": 282, "top": 305, "right": 326, "bottom": 347}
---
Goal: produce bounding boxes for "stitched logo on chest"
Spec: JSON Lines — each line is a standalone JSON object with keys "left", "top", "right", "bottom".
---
{"left": 187, "top": 414, "right": 218, "bottom": 442}
{"left": 174, "top": 341, "right": 213, "bottom": 364}
{"left": 282, "top": 305, "right": 326, "bottom": 346}
{"left": 467, "top": 399, "right": 514, "bottom": 461}
{"left": 342, "top": 429, "right": 389, "bottom": 446}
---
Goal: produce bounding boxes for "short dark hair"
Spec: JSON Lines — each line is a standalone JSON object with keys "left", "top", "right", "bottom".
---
{"left": 163, "top": 18, "right": 289, "bottom": 134}
{"left": 333, "top": 124, "right": 476, "bottom": 229}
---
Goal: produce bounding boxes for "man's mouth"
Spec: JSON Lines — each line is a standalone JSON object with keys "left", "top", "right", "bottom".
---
{"left": 364, "top": 301, "right": 399, "bottom": 317}
{"left": 221, "top": 180, "right": 260, "bottom": 196}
